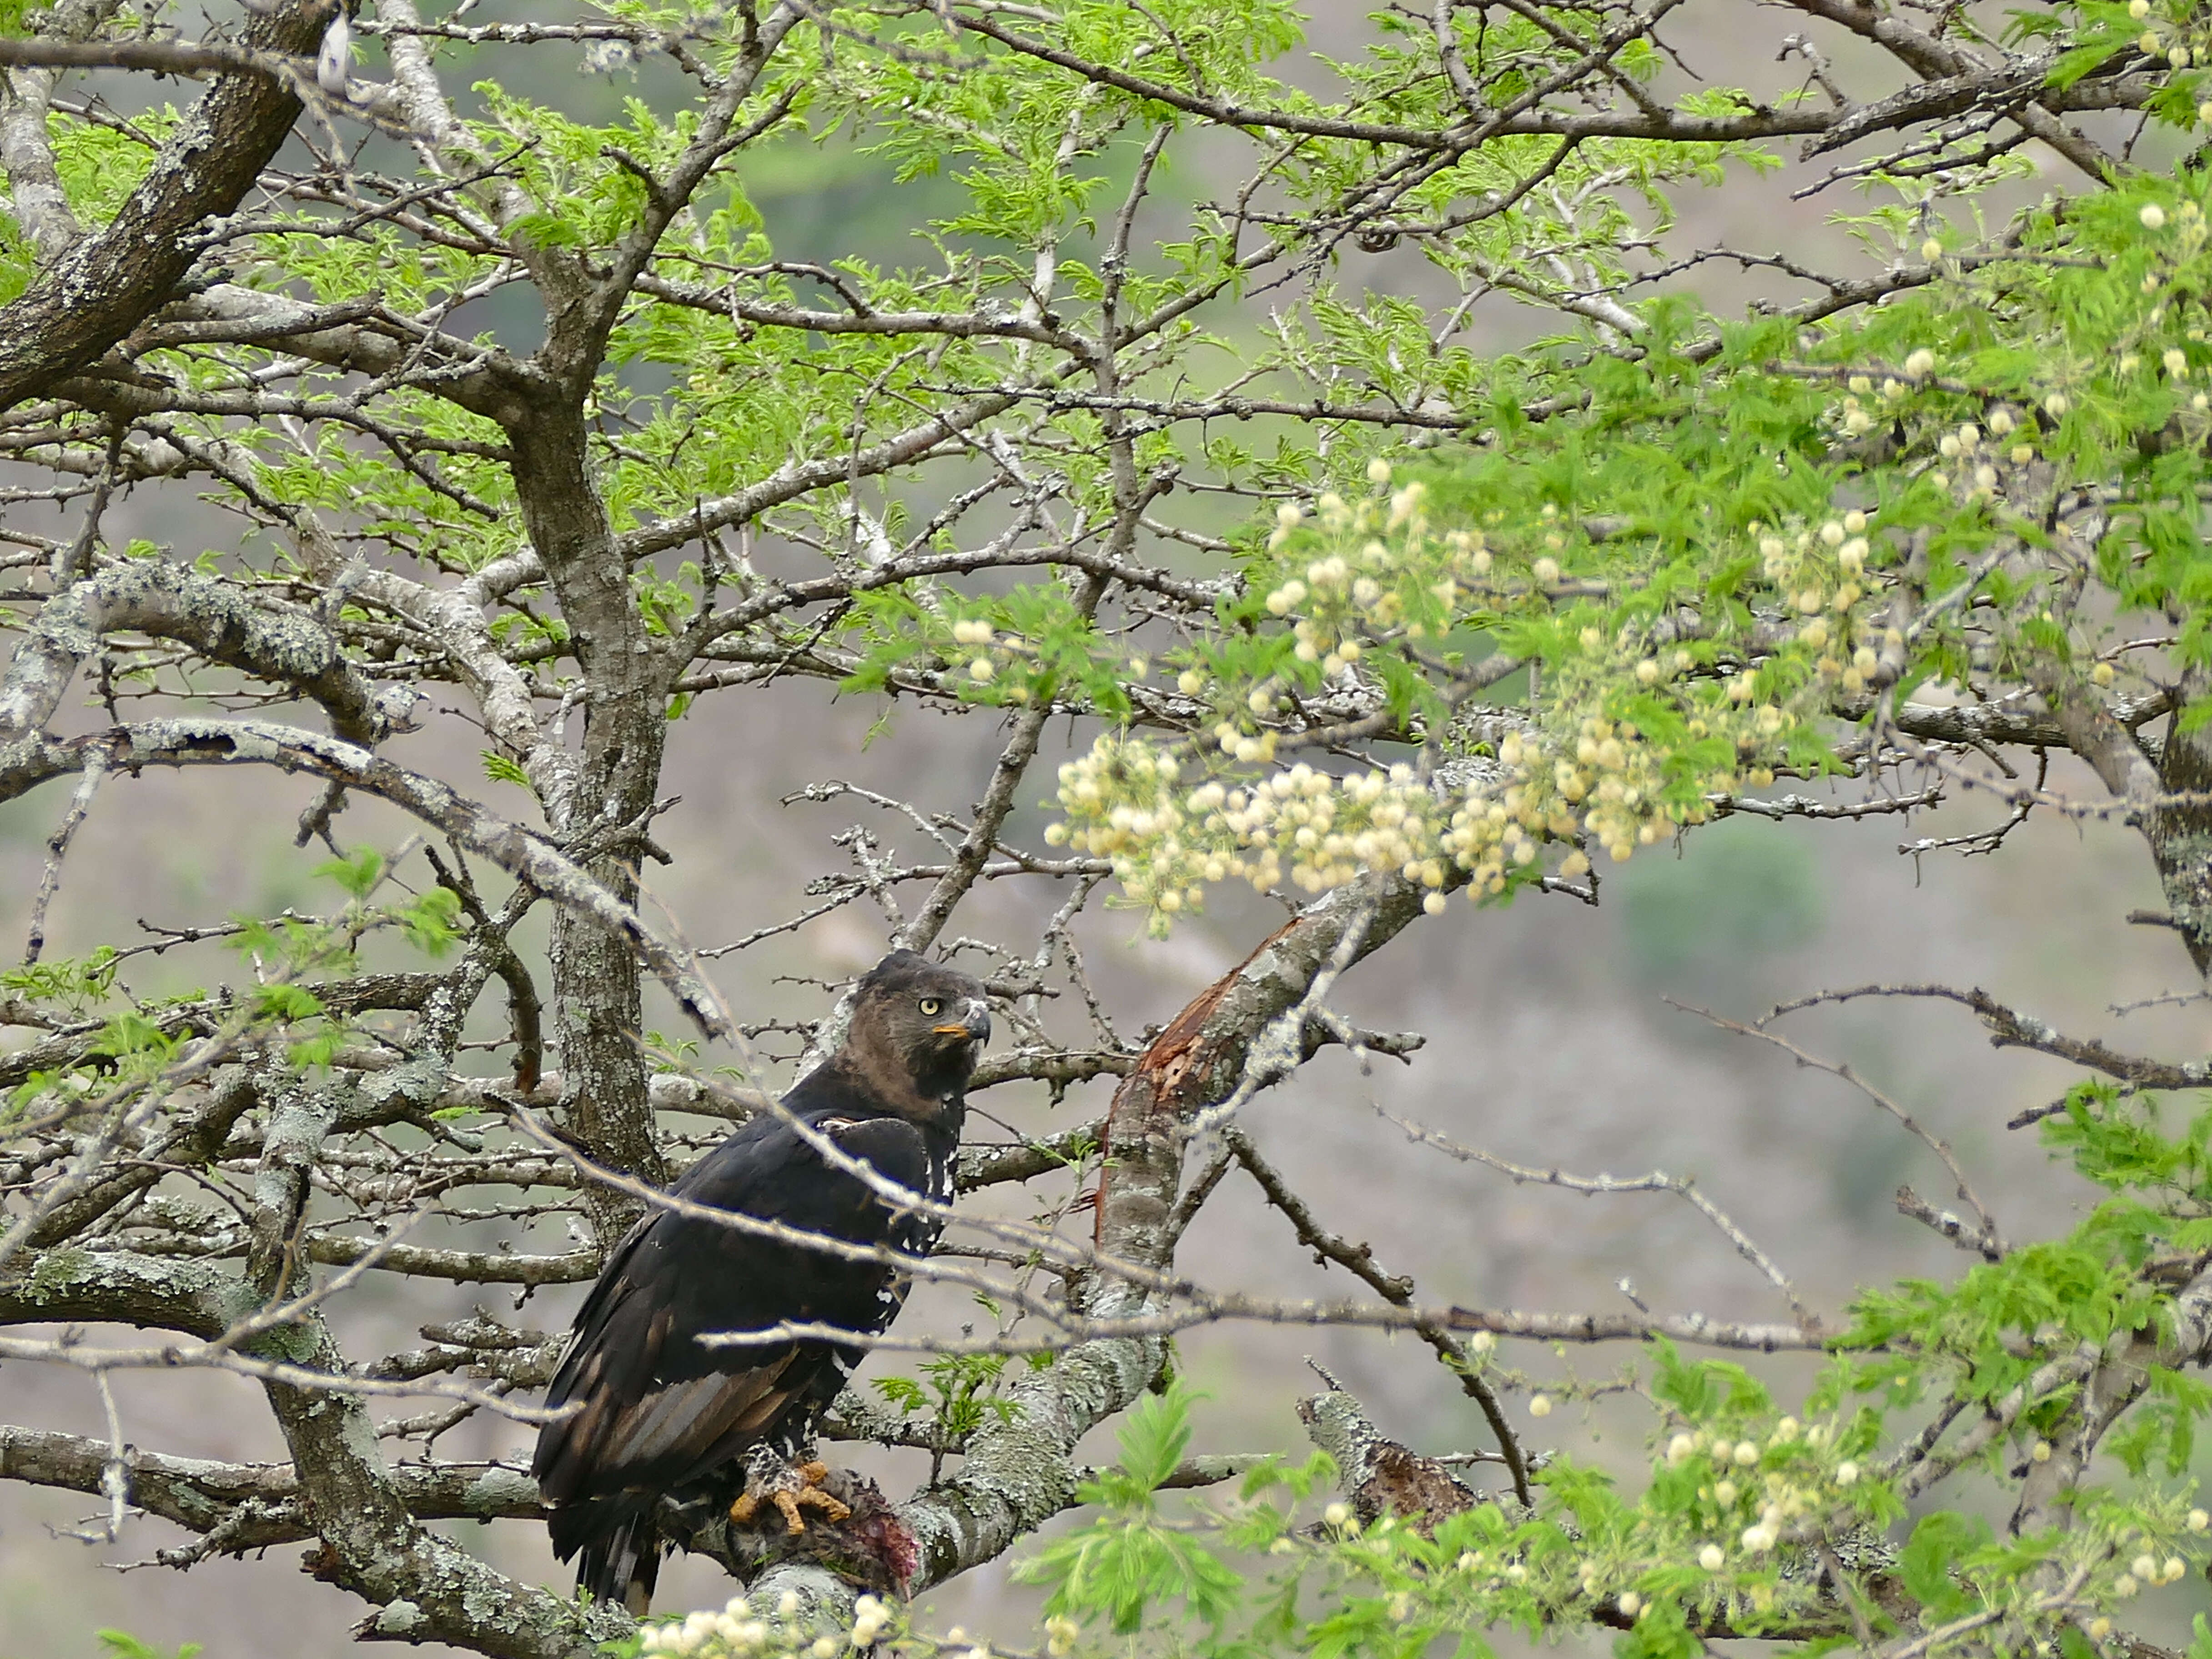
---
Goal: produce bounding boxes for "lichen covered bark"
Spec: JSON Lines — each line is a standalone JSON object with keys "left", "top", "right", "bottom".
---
{"left": 0, "top": 560, "right": 393, "bottom": 748}
{"left": 0, "top": 0, "right": 334, "bottom": 412}
{"left": 2151, "top": 671, "right": 2212, "bottom": 976}
{"left": 510, "top": 404, "right": 674, "bottom": 1223}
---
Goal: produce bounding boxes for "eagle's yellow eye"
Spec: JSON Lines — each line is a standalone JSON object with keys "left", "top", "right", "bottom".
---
{"left": 919, "top": 997, "right": 943, "bottom": 1016}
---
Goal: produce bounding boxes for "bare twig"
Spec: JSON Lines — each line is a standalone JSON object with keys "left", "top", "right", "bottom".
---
{"left": 1380, "top": 1105, "right": 1814, "bottom": 1317}
{"left": 22, "top": 738, "right": 106, "bottom": 964}
{"left": 1679, "top": 1001, "right": 2006, "bottom": 1259}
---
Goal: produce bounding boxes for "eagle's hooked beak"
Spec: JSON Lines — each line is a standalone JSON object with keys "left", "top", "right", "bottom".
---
{"left": 931, "top": 998, "right": 992, "bottom": 1046}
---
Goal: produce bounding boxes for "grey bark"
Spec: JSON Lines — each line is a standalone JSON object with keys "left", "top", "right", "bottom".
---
{"left": 505, "top": 8, "right": 800, "bottom": 1222}
{"left": 0, "top": 1426, "right": 545, "bottom": 1550}
{"left": 0, "top": 0, "right": 334, "bottom": 412}
{"left": 0, "top": 559, "right": 399, "bottom": 747}
{"left": 2149, "top": 668, "right": 2212, "bottom": 975}
{"left": 513, "top": 407, "right": 674, "bottom": 1210}
{"left": 246, "top": 1080, "right": 628, "bottom": 1656}
{"left": 0, "top": 0, "right": 123, "bottom": 264}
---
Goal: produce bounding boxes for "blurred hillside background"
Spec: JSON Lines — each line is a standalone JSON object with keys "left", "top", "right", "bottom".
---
{"left": 5, "top": 3, "right": 2207, "bottom": 1655}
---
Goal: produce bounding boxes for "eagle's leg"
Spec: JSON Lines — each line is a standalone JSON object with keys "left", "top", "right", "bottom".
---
{"left": 729, "top": 1448, "right": 852, "bottom": 1536}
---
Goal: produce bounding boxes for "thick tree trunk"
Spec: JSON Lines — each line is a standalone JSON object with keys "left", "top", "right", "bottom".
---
{"left": 509, "top": 407, "right": 670, "bottom": 1228}
{"left": 2152, "top": 669, "right": 2212, "bottom": 977}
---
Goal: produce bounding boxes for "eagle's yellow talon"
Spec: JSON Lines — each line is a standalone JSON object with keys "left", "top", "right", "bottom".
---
{"left": 733, "top": 1458, "right": 850, "bottom": 1535}
{"left": 796, "top": 1486, "right": 851, "bottom": 1523}
{"left": 773, "top": 1489, "right": 805, "bottom": 1534}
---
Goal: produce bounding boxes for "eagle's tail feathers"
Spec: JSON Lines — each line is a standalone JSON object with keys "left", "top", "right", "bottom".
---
{"left": 565, "top": 1503, "right": 661, "bottom": 1616}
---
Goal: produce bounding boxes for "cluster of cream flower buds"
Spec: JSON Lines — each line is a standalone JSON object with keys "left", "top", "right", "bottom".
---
{"left": 1495, "top": 711, "right": 1704, "bottom": 873}
{"left": 1044, "top": 467, "right": 1889, "bottom": 928}
{"left": 1448, "top": 1410, "right": 1871, "bottom": 1620}
{"left": 638, "top": 1598, "right": 775, "bottom": 1658}
{"left": 1046, "top": 737, "right": 1215, "bottom": 921}
{"left": 1051, "top": 673, "right": 1793, "bottom": 915}
{"left": 1379, "top": 1412, "right": 2202, "bottom": 1636}
{"left": 1257, "top": 479, "right": 1495, "bottom": 673}
{"left": 1830, "top": 344, "right": 2067, "bottom": 503}
{"left": 2118, "top": 1551, "right": 2192, "bottom": 1597}
{"left": 1754, "top": 512, "right": 1890, "bottom": 696}
{"left": 849, "top": 1597, "right": 892, "bottom": 1648}
{"left": 945, "top": 616, "right": 1026, "bottom": 694}
{"left": 1833, "top": 362, "right": 1932, "bottom": 442}
{"left": 2126, "top": 0, "right": 2212, "bottom": 92}
{"left": 1835, "top": 363, "right": 2053, "bottom": 487}
{"left": 1049, "top": 736, "right": 1469, "bottom": 924}
{"left": 1657, "top": 1418, "right": 1877, "bottom": 1571}
{"left": 638, "top": 1594, "right": 898, "bottom": 1659}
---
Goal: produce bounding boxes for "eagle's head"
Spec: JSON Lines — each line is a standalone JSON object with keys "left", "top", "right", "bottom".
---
{"left": 847, "top": 949, "right": 992, "bottom": 1112}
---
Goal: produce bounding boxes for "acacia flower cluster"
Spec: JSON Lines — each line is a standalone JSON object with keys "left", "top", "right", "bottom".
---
{"left": 1046, "top": 468, "right": 1855, "bottom": 929}
{"left": 941, "top": 615, "right": 1042, "bottom": 696}
{"left": 1408, "top": 1408, "right": 1881, "bottom": 1634}
{"left": 2128, "top": 0, "right": 2212, "bottom": 88}
{"left": 1664, "top": 1419, "right": 1863, "bottom": 1569}
{"left": 1751, "top": 513, "right": 1884, "bottom": 694}
{"left": 1031, "top": 196, "right": 2212, "bottom": 933}
{"left": 1049, "top": 738, "right": 1493, "bottom": 925}
{"left": 637, "top": 1594, "right": 900, "bottom": 1659}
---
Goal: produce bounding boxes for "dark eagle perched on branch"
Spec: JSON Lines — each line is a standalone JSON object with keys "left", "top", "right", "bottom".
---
{"left": 533, "top": 950, "right": 991, "bottom": 1612}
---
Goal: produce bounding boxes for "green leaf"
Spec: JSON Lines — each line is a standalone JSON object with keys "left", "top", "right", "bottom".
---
{"left": 314, "top": 847, "right": 384, "bottom": 900}
{"left": 2046, "top": 38, "right": 2124, "bottom": 91}
{"left": 1899, "top": 1511, "right": 1991, "bottom": 1618}
{"left": 1111, "top": 1385, "right": 1197, "bottom": 1496}
{"left": 97, "top": 1634, "right": 201, "bottom": 1659}
{"left": 252, "top": 984, "right": 324, "bottom": 1023}
{"left": 482, "top": 751, "right": 532, "bottom": 787}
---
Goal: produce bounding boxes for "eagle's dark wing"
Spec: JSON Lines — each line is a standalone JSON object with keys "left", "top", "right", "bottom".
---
{"left": 533, "top": 1098, "right": 940, "bottom": 1606}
